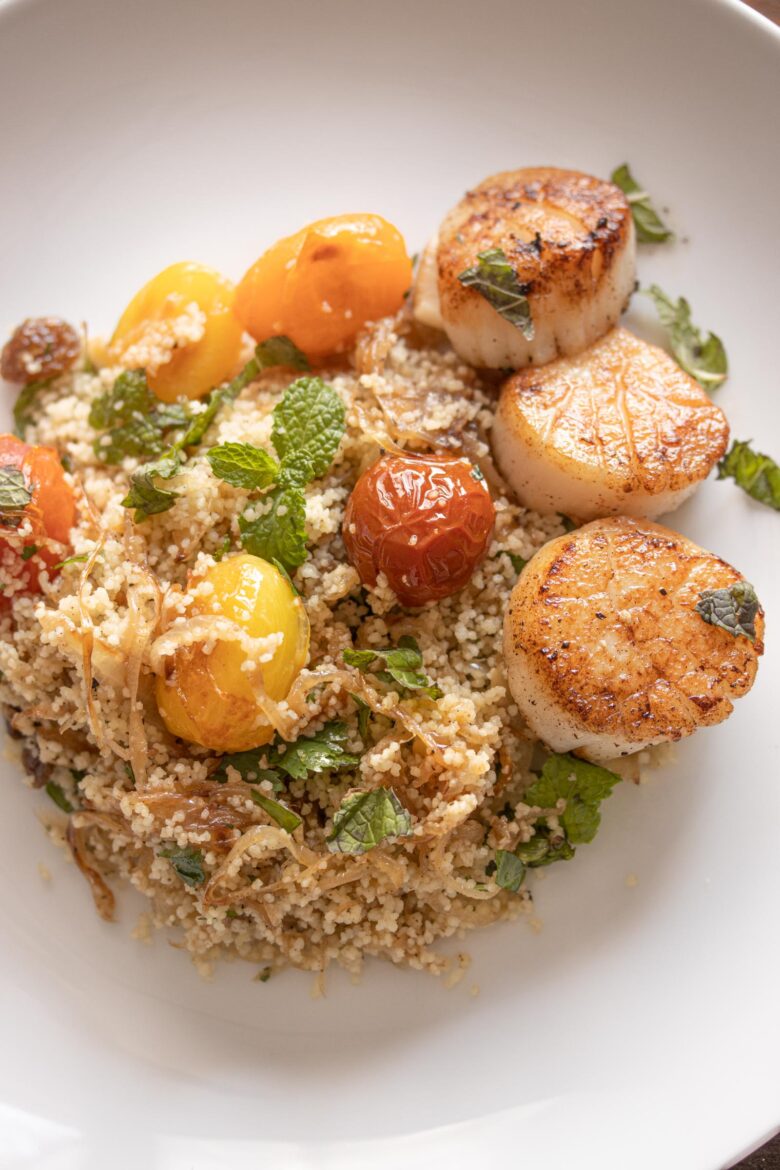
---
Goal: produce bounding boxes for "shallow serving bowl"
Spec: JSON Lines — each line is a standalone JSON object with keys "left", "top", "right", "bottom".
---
{"left": 0, "top": 0, "right": 778, "bottom": 1166}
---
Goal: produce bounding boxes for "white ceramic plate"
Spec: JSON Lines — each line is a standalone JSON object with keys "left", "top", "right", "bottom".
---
{"left": 1, "top": 0, "right": 778, "bottom": 1166}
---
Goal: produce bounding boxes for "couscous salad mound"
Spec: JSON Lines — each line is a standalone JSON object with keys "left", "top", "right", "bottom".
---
{"left": 0, "top": 171, "right": 767, "bottom": 981}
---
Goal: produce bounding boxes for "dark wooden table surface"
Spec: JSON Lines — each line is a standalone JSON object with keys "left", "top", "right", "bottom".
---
{"left": 727, "top": 7, "right": 778, "bottom": 1163}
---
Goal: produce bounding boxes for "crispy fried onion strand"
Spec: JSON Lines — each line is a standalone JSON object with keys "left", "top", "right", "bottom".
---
{"left": 66, "top": 811, "right": 129, "bottom": 922}
{"left": 286, "top": 666, "right": 448, "bottom": 761}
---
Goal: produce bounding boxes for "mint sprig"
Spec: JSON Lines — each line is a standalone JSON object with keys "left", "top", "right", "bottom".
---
{"left": 611, "top": 163, "right": 673, "bottom": 244}
{"left": 115, "top": 337, "right": 308, "bottom": 523}
{"left": 327, "top": 787, "right": 413, "bottom": 855}
{"left": 645, "top": 285, "right": 728, "bottom": 390}
{"left": 208, "top": 375, "right": 346, "bottom": 573}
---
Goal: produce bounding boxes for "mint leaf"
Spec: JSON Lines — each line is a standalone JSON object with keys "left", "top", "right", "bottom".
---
{"left": 611, "top": 164, "right": 673, "bottom": 244}
{"left": 327, "top": 787, "right": 413, "bottom": 855}
{"left": 717, "top": 439, "right": 780, "bottom": 511}
{"left": 268, "top": 721, "right": 359, "bottom": 781}
{"left": 525, "top": 753, "right": 621, "bottom": 845}
{"left": 458, "top": 248, "right": 534, "bottom": 339}
{"left": 13, "top": 377, "right": 53, "bottom": 437}
{"left": 271, "top": 377, "right": 346, "bottom": 480}
{"left": 494, "top": 849, "right": 526, "bottom": 892}
{"left": 645, "top": 286, "right": 728, "bottom": 390}
{"left": 21, "top": 544, "right": 38, "bottom": 560}
{"left": 695, "top": 581, "right": 760, "bottom": 642}
{"left": 342, "top": 634, "right": 441, "bottom": 699}
{"left": 45, "top": 780, "right": 74, "bottom": 813}
{"left": 89, "top": 369, "right": 189, "bottom": 464}
{"left": 353, "top": 694, "right": 371, "bottom": 741}
{"left": 238, "top": 482, "right": 308, "bottom": 572}
{"left": 121, "top": 450, "right": 182, "bottom": 522}
{"left": 159, "top": 845, "right": 205, "bottom": 886}
{"left": 249, "top": 790, "right": 301, "bottom": 833}
{"left": 0, "top": 466, "right": 32, "bottom": 514}
{"left": 54, "top": 552, "right": 90, "bottom": 569}
{"left": 207, "top": 443, "right": 279, "bottom": 490}
{"left": 255, "top": 335, "right": 309, "bottom": 371}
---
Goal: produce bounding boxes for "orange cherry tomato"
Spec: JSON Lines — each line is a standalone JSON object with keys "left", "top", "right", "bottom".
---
{"left": 234, "top": 214, "right": 412, "bottom": 360}
{"left": 0, "top": 434, "right": 75, "bottom": 599}
{"left": 343, "top": 452, "right": 496, "bottom": 607}
{"left": 110, "top": 262, "right": 244, "bottom": 403}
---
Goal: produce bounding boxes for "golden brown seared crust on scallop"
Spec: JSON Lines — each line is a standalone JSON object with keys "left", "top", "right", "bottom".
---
{"left": 493, "top": 326, "right": 730, "bottom": 520}
{"left": 503, "top": 517, "right": 764, "bottom": 762}
{"left": 422, "top": 167, "right": 636, "bottom": 369}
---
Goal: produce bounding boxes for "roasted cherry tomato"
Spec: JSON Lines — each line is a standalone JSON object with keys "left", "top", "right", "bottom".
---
{"left": 234, "top": 214, "right": 412, "bottom": 361}
{"left": 1, "top": 317, "right": 80, "bottom": 385}
{"left": 343, "top": 452, "right": 495, "bottom": 606}
{"left": 110, "top": 262, "right": 243, "bottom": 403}
{"left": 156, "top": 553, "right": 310, "bottom": 753}
{"left": 0, "top": 434, "right": 75, "bottom": 599}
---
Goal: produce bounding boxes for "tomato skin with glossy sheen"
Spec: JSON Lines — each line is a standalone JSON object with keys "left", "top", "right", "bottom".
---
{"left": 234, "top": 214, "right": 412, "bottom": 360}
{"left": 156, "top": 553, "right": 310, "bottom": 753}
{"left": 110, "top": 261, "right": 243, "bottom": 403}
{"left": 0, "top": 434, "right": 75, "bottom": 597}
{"left": 343, "top": 452, "right": 496, "bottom": 607}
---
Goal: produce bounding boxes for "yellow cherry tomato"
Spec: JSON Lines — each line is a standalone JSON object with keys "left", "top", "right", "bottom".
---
{"left": 110, "top": 261, "right": 243, "bottom": 403}
{"left": 156, "top": 554, "right": 310, "bottom": 753}
{"left": 234, "top": 214, "right": 412, "bottom": 360}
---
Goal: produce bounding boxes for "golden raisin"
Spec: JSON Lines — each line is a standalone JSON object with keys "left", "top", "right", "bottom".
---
{"left": 1, "top": 317, "right": 81, "bottom": 385}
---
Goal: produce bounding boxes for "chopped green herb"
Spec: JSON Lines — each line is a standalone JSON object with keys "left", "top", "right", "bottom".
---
{"left": 717, "top": 439, "right": 780, "bottom": 511}
{"left": 212, "top": 535, "right": 232, "bottom": 562}
{"left": 21, "top": 544, "right": 38, "bottom": 561}
{"left": 121, "top": 450, "right": 182, "bottom": 522}
{"left": 89, "top": 369, "right": 189, "bottom": 464}
{"left": 695, "top": 581, "right": 760, "bottom": 642}
{"left": 327, "top": 787, "right": 413, "bottom": 855}
{"left": 249, "top": 789, "right": 302, "bottom": 833}
{"left": 525, "top": 753, "right": 621, "bottom": 846}
{"left": 645, "top": 285, "right": 728, "bottom": 390}
{"left": 54, "top": 552, "right": 90, "bottom": 569}
{"left": 514, "top": 837, "right": 552, "bottom": 864}
{"left": 45, "top": 781, "right": 74, "bottom": 814}
{"left": 352, "top": 694, "right": 371, "bottom": 741}
{"left": 13, "top": 377, "right": 53, "bottom": 437}
{"left": 159, "top": 845, "right": 205, "bottom": 887}
{"left": 499, "top": 550, "right": 527, "bottom": 574}
{"left": 225, "top": 907, "right": 240, "bottom": 919}
{"left": 342, "top": 634, "right": 442, "bottom": 699}
{"left": 611, "top": 163, "right": 673, "bottom": 244}
{"left": 458, "top": 248, "right": 534, "bottom": 339}
{"left": 267, "top": 721, "right": 359, "bottom": 781}
{"left": 560, "top": 515, "right": 578, "bottom": 534}
{"left": 255, "top": 966, "right": 272, "bottom": 983}
{"left": 0, "top": 466, "right": 32, "bottom": 515}
{"left": 123, "top": 762, "right": 136, "bottom": 784}
{"left": 494, "top": 849, "right": 526, "bottom": 893}
{"left": 213, "top": 721, "right": 358, "bottom": 789}
{"left": 206, "top": 442, "right": 279, "bottom": 490}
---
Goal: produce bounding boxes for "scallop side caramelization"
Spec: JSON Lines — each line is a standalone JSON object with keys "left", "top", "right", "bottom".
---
{"left": 504, "top": 516, "right": 764, "bottom": 763}
{"left": 413, "top": 166, "right": 636, "bottom": 368}
{"left": 492, "top": 326, "right": 730, "bottom": 520}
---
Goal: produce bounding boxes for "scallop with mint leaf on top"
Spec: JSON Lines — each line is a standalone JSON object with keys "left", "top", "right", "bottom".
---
{"left": 413, "top": 167, "right": 636, "bottom": 369}
{"left": 503, "top": 516, "right": 763, "bottom": 763}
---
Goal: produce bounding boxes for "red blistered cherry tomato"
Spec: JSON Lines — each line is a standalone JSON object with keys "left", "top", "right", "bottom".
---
{"left": 343, "top": 451, "right": 495, "bottom": 607}
{"left": 0, "top": 434, "right": 75, "bottom": 599}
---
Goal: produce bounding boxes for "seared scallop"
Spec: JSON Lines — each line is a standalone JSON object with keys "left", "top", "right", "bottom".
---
{"left": 504, "top": 517, "right": 764, "bottom": 763}
{"left": 413, "top": 166, "right": 636, "bottom": 368}
{"left": 492, "top": 326, "right": 730, "bottom": 521}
